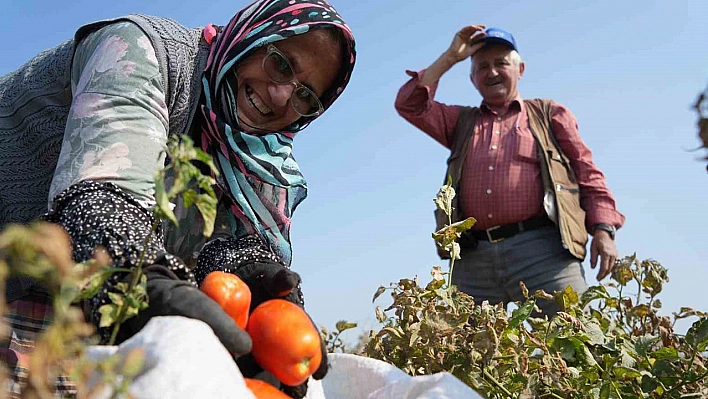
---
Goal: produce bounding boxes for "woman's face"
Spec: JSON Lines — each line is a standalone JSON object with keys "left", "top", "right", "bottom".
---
{"left": 233, "top": 30, "right": 342, "bottom": 132}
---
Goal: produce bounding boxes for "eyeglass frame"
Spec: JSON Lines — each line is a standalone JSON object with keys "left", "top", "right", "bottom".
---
{"left": 262, "top": 44, "right": 325, "bottom": 118}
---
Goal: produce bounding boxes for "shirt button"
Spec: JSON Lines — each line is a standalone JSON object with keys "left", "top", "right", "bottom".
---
{"left": 488, "top": 214, "right": 493, "bottom": 219}
{"left": 496, "top": 117, "right": 502, "bottom": 122}
{"left": 491, "top": 145, "right": 498, "bottom": 150}
{"left": 486, "top": 189, "right": 492, "bottom": 194}
{"left": 495, "top": 130, "right": 501, "bottom": 135}
{"left": 488, "top": 166, "right": 494, "bottom": 171}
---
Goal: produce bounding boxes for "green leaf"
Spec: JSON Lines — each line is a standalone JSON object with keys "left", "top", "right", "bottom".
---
{"left": 651, "top": 347, "right": 679, "bottom": 360}
{"left": 182, "top": 189, "right": 197, "bottom": 209}
{"left": 555, "top": 285, "right": 579, "bottom": 311}
{"left": 154, "top": 172, "right": 178, "bottom": 226}
{"left": 686, "top": 317, "right": 708, "bottom": 347}
{"left": 379, "top": 327, "right": 404, "bottom": 340}
{"left": 581, "top": 320, "right": 606, "bottom": 346}
{"left": 107, "top": 292, "right": 125, "bottom": 307}
{"left": 641, "top": 374, "right": 658, "bottom": 393}
{"left": 580, "top": 285, "right": 610, "bottom": 307}
{"left": 613, "top": 366, "right": 642, "bottom": 380}
{"left": 121, "top": 349, "right": 146, "bottom": 378}
{"left": 335, "top": 320, "right": 357, "bottom": 332}
{"left": 98, "top": 303, "right": 121, "bottom": 328}
{"left": 447, "top": 217, "right": 477, "bottom": 234}
{"left": 634, "top": 335, "right": 660, "bottom": 356}
{"left": 193, "top": 147, "right": 220, "bottom": 175}
{"left": 74, "top": 268, "right": 125, "bottom": 302}
{"left": 196, "top": 193, "right": 218, "bottom": 237}
{"left": 509, "top": 301, "right": 535, "bottom": 329}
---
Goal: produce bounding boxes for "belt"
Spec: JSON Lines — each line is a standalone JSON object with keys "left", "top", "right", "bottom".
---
{"left": 467, "top": 215, "right": 554, "bottom": 243}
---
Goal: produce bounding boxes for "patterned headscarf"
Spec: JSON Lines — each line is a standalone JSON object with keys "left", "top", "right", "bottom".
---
{"left": 200, "top": 0, "right": 356, "bottom": 265}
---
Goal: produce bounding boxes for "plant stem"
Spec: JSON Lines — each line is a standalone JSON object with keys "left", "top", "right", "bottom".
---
{"left": 483, "top": 368, "right": 513, "bottom": 397}
{"left": 447, "top": 213, "right": 455, "bottom": 288}
{"left": 329, "top": 331, "right": 343, "bottom": 353}
{"left": 108, "top": 220, "right": 160, "bottom": 345}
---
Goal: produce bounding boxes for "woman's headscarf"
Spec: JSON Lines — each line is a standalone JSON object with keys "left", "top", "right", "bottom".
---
{"left": 199, "top": 0, "right": 356, "bottom": 265}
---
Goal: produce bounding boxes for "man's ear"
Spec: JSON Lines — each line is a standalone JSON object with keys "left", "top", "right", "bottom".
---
{"left": 470, "top": 72, "right": 479, "bottom": 90}
{"left": 519, "top": 62, "right": 526, "bottom": 78}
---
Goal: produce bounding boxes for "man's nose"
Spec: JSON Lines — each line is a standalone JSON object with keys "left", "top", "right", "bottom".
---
{"left": 268, "top": 82, "right": 296, "bottom": 108}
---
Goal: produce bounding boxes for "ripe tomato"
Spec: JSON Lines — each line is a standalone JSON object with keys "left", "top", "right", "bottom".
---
{"left": 200, "top": 271, "right": 251, "bottom": 329}
{"left": 244, "top": 378, "right": 290, "bottom": 399}
{"left": 246, "top": 299, "right": 322, "bottom": 386}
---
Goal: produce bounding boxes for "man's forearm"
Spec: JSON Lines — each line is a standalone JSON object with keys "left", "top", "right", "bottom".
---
{"left": 419, "top": 52, "right": 458, "bottom": 87}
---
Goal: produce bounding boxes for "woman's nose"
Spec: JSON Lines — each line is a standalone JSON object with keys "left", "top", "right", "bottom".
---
{"left": 268, "top": 82, "right": 296, "bottom": 108}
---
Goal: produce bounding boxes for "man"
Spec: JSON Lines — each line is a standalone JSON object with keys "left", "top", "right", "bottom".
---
{"left": 395, "top": 25, "right": 625, "bottom": 316}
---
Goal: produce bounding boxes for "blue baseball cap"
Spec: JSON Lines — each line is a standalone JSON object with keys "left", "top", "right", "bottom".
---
{"left": 480, "top": 27, "right": 518, "bottom": 53}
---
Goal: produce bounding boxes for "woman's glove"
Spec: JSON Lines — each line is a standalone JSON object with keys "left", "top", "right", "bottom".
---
{"left": 115, "top": 256, "right": 253, "bottom": 356}
{"left": 195, "top": 237, "right": 329, "bottom": 398}
{"left": 44, "top": 181, "right": 250, "bottom": 356}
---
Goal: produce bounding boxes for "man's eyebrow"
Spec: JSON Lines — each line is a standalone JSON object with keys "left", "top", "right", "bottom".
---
{"left": 281, "top": 48, "right": 320, "bottom": 94}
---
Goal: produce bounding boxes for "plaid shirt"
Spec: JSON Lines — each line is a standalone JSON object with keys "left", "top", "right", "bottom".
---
{"left": 395, "top": 69, "right": 625, "bottom": 231}
{"left": 1, "top": 286, "right": 76, "bottom": 398}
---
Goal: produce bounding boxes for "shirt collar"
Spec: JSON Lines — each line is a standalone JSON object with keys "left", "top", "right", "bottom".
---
{"left": 480, "top": 95, "right": 524, "bottom": 115}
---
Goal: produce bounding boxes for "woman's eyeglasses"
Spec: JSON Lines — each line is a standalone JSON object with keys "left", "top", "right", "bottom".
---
{"left": 262, "top": 44, "right": 324, "bottom": 118}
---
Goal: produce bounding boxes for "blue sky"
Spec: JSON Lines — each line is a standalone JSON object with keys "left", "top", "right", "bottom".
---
{"left": 3, "top": 0, "right": 707, "bottom": 342}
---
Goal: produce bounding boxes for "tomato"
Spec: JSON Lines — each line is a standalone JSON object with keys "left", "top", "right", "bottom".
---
{"left": 200, "top": 271, "right": 251, "bottom": 329}
{"left": 246, "top": 299, "right": 322, "bottom": 386}
{"left": 244, "top": 378, "right": 291, "bottom": 399}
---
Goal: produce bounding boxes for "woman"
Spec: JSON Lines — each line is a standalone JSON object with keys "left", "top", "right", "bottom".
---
{"left": 0, "top": 0, "right": 356, "bottom": 397}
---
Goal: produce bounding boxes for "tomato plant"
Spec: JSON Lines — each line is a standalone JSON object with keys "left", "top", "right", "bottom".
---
{"left": 246, "top": 299, "right": 322, "bottom": 386}
{"left": 244, "top": 378, "right": 291, "bottom": 398}
{"left": 200, "top": 271, "right": 251, "bottom": 329}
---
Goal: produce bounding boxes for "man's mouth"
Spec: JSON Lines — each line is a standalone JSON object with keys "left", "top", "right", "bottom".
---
{"left": 245, "top": 85, "right": 272, "bottom": 116}
{"left": 485, "top": 79, "right": 504, "bottom": 87}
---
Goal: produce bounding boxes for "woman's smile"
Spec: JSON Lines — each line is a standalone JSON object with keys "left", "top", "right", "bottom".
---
{"left": 245, "top": 84, "right": 272, "bottom": 116}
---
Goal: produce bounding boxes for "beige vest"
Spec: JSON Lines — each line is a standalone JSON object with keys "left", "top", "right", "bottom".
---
{"left": 434, "top": 99, "right": 588, "bottom": 260}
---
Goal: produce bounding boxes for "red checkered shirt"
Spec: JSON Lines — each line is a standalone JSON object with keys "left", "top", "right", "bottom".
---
{"left": 395, "top": 69, "right": 625, "bottom": 231}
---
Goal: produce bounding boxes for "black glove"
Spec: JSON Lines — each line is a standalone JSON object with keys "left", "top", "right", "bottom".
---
{"left": 194, "top": 237, "right": 328, "bottom": 399}
{"left": 235, "top": 260, "right": 328, "bottom": 398}
{"left": 115, "top": 259, "right": 252, "bottom": 357}
{"left": 43, "top": 181, "right": 251, "bottom": 356}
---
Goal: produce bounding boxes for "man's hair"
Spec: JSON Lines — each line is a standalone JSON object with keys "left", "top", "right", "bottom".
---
{"left": 470, "top": 48, "right": 523, "bottom": 75}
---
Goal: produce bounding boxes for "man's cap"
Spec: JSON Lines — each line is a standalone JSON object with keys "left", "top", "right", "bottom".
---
{"left": 480, "top": 27, "right": 518, "bottom": 52}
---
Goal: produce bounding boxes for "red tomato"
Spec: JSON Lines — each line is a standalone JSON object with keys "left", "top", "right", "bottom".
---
{"left": 246, "top": 299, "right": 322, "bottom": 386}
{"left": 244, "top": 378, "right": 291, "bottom": 399}
{"left": 200, "top": 271, "right": 251, "bottom": 329}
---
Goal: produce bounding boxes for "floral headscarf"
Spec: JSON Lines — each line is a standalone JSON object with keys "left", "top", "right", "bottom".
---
{"left": 199, "top": 0, "right": 356, "bottom": 265}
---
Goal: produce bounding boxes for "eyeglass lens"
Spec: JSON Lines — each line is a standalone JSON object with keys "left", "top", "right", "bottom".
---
{"left": 263, "top": 51, "right": 322, "bottom": 116}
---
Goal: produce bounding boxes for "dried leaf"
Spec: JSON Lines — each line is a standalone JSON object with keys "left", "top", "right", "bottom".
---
{"left": 430, "top": 266, "right": 445, "bottom": 281}
{"left": 372, "top": 286, "right": 387, "bottom": 303}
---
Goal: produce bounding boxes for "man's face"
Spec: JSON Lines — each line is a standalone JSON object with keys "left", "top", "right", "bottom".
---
{"left": 470, "top": 45, "right": 525, "bottom": 107}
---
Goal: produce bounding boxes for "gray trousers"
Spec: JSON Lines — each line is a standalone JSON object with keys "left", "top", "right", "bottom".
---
{"left": 452, "top": 226, "right": 588, "bottom": 318}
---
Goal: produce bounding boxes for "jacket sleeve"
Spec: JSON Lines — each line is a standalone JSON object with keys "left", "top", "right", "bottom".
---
{"left": 49, "top": 20, "right": 168, "bottom": 210}
{"left": 394, "top": 69, "right": 463, "bottom": 149}
{"left": 550, "top": 101, "right": 625, "bottom": 230}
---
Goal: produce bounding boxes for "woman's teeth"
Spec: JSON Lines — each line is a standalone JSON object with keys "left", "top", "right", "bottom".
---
{"left": 246, "top": 86, "right": 272, "bottom": 115}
